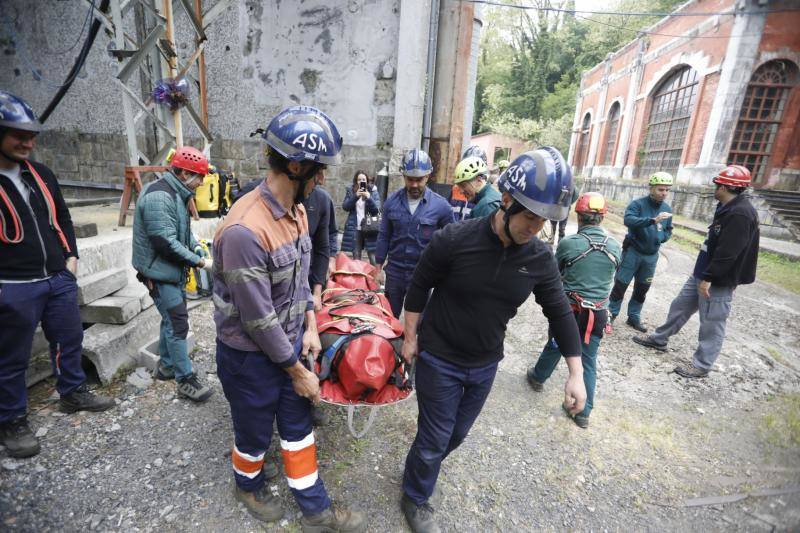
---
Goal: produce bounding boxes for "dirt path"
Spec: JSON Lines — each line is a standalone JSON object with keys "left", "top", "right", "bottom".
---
{"left": 2, "top": 229, "right": 799, "bottom": 532}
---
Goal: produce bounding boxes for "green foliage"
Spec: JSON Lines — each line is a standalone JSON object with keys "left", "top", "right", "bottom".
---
{"left": 473, "top": 0, "right": 685, "bottom": 149}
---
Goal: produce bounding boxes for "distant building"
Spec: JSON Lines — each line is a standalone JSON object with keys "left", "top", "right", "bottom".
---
{"left": 570, "top": 0, "right": 800, "bottom": 191}
{"left": 469, "top": 132, "right": 532, "bottom": 170}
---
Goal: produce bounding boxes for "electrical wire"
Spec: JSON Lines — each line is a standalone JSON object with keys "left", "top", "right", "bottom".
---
{"left": 44, "top": 0, "right": 96, "bottom": 56}
{"left": 465, "top": 0, "right": 800, "bottom": 17}
{"left": 572, "top": 12, "right": 765, "bottom": 40}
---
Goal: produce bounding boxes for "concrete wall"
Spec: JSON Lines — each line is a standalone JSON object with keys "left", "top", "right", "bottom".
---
{"left": 570, "top": 0, "right": 800, "bottom": 190}
{"left": 0, "top": 0, "right": 407, "bottom": 224}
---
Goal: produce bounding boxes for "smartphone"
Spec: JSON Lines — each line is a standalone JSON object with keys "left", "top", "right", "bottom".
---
{"left": 359, "top": 180, "right": 367, "bottom": 192}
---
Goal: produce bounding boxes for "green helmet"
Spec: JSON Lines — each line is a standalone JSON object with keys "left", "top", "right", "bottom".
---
{"left": 649, "top": 171, "right": 674, "bottom": 186}
{"left": 497, "top": 159, "right": 510, "bottom": 171}
{"left": 454, "top": 156, "right": 488, "bottom": 184}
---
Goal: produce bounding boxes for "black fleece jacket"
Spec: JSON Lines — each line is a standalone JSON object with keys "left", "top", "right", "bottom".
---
{"left": 693, "top": 194, "right": 760, "bottom": 287}
{"left": 0, "top": 160, "right": 78, "bottom": 280}
{"left": 405, "top": 216, "right": 581, "bottom": 368}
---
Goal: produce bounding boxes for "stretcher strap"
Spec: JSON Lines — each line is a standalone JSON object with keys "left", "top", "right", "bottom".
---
{"left": 346, "top": 404, "right": 379, "bottom": 439}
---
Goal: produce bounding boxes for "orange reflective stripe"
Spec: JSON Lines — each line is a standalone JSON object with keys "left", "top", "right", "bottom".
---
{"left": 232, "top": 448, "right": 264, "bottom": 475}
{"left": 281, "top": 443, "right": 318, "bottom": 480}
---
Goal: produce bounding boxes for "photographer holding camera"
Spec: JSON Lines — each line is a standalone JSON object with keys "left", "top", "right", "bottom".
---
{"left": 341, "top": 170, "right": 381, "bottom": 265}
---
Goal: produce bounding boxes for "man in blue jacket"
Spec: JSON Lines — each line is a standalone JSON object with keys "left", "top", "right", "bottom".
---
{"left": 0, "top": 92, "right": 114, "bottom": 459}
{"left": 374, "top": 149, "right": 452, "bottom": 318}
{"left": 132, "top": 146, "right": 213, "bottom": 402}
{"left": 608, "top": 172, "right": 674, "bottom": 332}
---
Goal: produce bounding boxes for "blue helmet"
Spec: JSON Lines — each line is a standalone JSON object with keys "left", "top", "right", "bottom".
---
{"left": 498, "top": 147, "right": 574, "bottom": 221}
{"left": 401, "top": 149, "right": 433, "bottom": 177}
{"left": 262, "top": 105, "right": 343, "bottom": 165}
{"left": 0, "top": 91, "right": 42, "bottom": 133}
{"left": 462, "top": 145, "right": 487, "bottom": 164}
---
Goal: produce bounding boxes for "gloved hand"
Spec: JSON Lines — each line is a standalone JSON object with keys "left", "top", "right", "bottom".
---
{"left": 200, "top": 258, "right": 213, "bottom": 272}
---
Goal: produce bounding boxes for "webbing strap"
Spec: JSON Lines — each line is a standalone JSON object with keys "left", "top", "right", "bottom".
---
{"left": 563, "top": 232, "right": 617, "bottom": 270}
{"left": 346, "top": 405, "right": 379, "bottom": 439}
{"left": 23, "top": 161, "right": 71, "bottom": 253}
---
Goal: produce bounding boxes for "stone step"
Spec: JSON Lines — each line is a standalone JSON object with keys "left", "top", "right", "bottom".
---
{"left": 76, "top": 268, "right": 128, "bottom": 305}
{"left": 73, "top": 222, "right": 98, "bottom": 239}
{"left": 112, "top": 282, "right": 154, "bottom": 310}
{"left": 137, "top": 332, "right": 197, "bottom": 372}
{"left": 82, "top": 306, "right": 162, "bottom": 384}
{"left": 80, "top": 296, "right": 142, "bottom": 325}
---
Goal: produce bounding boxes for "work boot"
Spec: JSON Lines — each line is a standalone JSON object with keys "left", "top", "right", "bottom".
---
{"left": 562, "top": 404, "right": 589, "bottom": 429}
{"left": 311, "top": 405, "right": 330, "bottom": 427}
{"left": 401, "top": 494, "right": 440, "bottom": 533}
{"left": 234, "top": 484, "right": 284, "bottom": 523}
{"left": 301, "top": 504, "right": 366, "bottom": 533}
{"left": 632, "top": 335, "right": 668, "bottom": 352}
{"left": 177, "top": 373, "right": 214, "bottom": 402}
{"left": 0, "top": 417, "right": 41, "bottom": 458}
{"left": 59, "top": 384, "right": 115, "bottom": 414}
{"left": 674, "top": 364, "right": 709, "bottom": 379}
{"left": 626, "top": 318, "right": 648, "bottom": 333}
{"left": 154, "top": 362, "right": 175, "bottom": 381}
{"left": 526, "top": 367, "right": 544, "bottom": 392}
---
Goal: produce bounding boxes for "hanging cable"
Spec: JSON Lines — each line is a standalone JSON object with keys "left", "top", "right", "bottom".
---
{"left": 45, "top": 0, "right": 96, "bottom": 56}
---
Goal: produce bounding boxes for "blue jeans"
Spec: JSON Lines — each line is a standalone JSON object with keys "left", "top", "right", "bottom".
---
{"left": 403, "top": 351, "right": 498, "bottom": 505}
{"left": 609, "top": 248, "right": 659, "bottom": 323}
{"left": 151, "top": 281, "right": 193, "bottom": 381}
{"left": 0, "top": 270, "right": 86, "bottom": 423}
{"left": 530, "top": 334, "right": 601, "bottom": 418}
{"left": 216, "top": 339, "right": 331, "bottom": 516}
{"left": 384, "top": 270, "right": 413, "bottom": 318}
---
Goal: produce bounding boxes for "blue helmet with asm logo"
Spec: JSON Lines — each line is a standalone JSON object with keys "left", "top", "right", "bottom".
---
{"left": 0, "top": 91, "right": 42, "bottom": 133}
{"left": 498, "top": 147, "right": 573, "bottom": 221}
{"left": 262, "top": 105, "right": 343, "bottom": 165}
{"left": 400, "top": 149, "right": 433, "bottom": 177}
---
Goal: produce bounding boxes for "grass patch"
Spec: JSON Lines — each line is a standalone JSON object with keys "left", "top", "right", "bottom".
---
{"left": 762, "top": 393, "right": 800, "bottom": 448}
{"left": 756, "top": 251, "right": 800, "bottom": 295}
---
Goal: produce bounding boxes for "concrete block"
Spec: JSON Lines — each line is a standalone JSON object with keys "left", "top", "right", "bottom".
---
{"left": 73, "top": 222, "right": 98, "bottom": 239}
{"left": 82, "top": 306, "right": 162, "bottom": 384}
{"left": 76, "top": 268, "right": 128, "bottom": 305}
{"left": 113, "top": 283, "right": 154, "bottom": 310}
{"left": 137, "top": 332, "right": 196, "bottom": 371}
{"left": 80, "top": 296, "right": 142, "bottom": 325}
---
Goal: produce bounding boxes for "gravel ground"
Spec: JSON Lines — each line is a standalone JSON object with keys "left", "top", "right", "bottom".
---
{"left": 2, "top": 222, "right": 799, "bottom": 532}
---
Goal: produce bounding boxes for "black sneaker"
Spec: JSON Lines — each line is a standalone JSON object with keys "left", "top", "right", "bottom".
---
{"left": 234, "top": 484, "right": 284, "bottom": 523}
{"left": 632, "top": 335, "right": 668, "bottom": 352}
{"left": 154, "top": 362, "right": 175, "bottom": 381}
{"left": 0, "top": 417, "right": 40, "bottom": 458}
{"left": 674, "top": 364, "right": 709, "bottom": 379}
{"left": 562, "top": 404, "right": 589, "bottom": 429}
{"left": 59, "top": 384, "right": 115, "bottom": 414}
{"left": 401, "top": 494, "right": 440, "bottom": 533}
{"left": 301, "top": 504, "right": 366, "bottom": 533}
{"left": 626, "top": 318, "right": 648, "bottom": 333}
{"left": 526, "top": 367, "right": 544, "bottom": 392}
{"left": 177, "top": 374, "right": 214, "bottom": 403}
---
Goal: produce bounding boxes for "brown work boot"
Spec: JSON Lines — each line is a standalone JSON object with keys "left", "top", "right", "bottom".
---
{"left": 401, "top": 494, "right": 440, "bottom": 533}
{"left": 674, "top": 364, "right": 709, "bottom": 379}
{"left": 234, "top": 484, "right": 284, "bottom": 523}
{"left": 301, "top": 504, "right": 366, "bottom": 533}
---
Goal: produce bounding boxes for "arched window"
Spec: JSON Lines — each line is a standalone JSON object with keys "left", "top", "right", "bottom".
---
{"left": 574, "top": 113, "right": 591, "bottom": 172}
{"left": 728, "top": 60, "right": 799, "bottom": 184}
{"left": 640, "top": 66, "right": 699, "bottom": 177}
{"left": 602, "top": 102, "right": 621, "bottom": 165}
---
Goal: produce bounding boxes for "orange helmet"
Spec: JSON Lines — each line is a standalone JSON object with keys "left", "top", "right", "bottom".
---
{"left": 575, "top": 192, "right": 608, "bottom": 215}
{"left": 171, "top": 146, "right": 209, "bottom": 175}
{"left": 713, "top": 165, "right": 751, "bottom": 188}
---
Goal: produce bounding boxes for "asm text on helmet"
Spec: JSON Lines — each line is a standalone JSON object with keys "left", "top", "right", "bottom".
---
{"left": 506, "top": 164, "right": 527, "bottom": 191}
{"left": 292, "top": 133, "right": 327, "bottom": 152}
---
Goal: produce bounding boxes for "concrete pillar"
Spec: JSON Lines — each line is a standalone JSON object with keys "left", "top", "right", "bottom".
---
{"left": 587, "top": 60, "right": 612, "bottom": 177}
{"left": 689, "top": 0, "right": 768, "bottom": 184}
{"left": 462, "top": 6, "right": 484, "bottom": 151}
{"left": 428, "top": 1, "right": 475, "bottom": 184}
{"left": 619, "top": 38, "right": 648, "bottom": 180}
{"left": 392, "top": 0, "right": 433, "bottom": 165}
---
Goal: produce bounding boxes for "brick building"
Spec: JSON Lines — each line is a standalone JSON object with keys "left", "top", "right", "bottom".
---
{"left": 569, "top": 0, "right": 800, "bottom": 191}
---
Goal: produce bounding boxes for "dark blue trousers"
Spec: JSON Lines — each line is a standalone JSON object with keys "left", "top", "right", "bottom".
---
{"left": 385, "top": 270, "right": 413, "bottom": 318}
{"left": 216, "top": 339, "right": 331, "bottom": 516}
{"left": 403, "top": 351, "right": 498, "bottom": 505}
{"left": 0, "top": 270, "right": 86, "bottom": 424}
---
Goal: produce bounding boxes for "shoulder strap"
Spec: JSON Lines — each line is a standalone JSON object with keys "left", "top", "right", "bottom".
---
{"left": 562, "top": 231, "right": 618, "bottom": 270}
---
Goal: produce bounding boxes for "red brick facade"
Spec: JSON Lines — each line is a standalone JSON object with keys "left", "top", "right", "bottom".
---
{"left": 570, "top": 0, "right": 800, "bottom": 190}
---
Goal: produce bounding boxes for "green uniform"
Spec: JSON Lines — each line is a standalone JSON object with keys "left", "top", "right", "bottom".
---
{"left": 556, "top": 225, "right": 622, "bottom": 307}
{"left": 469, "top": 183, "right": 501, "bottom": 219}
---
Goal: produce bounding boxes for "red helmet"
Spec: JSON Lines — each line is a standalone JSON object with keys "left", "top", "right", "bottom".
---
{"left": 713, "top": 165, "right": 751, "bottom": 187}
{"left": 171, "top": 146, "right": 209, "bottom": 176}
{"left": 575, "top": 192, "right": 608, "bottom": 215}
